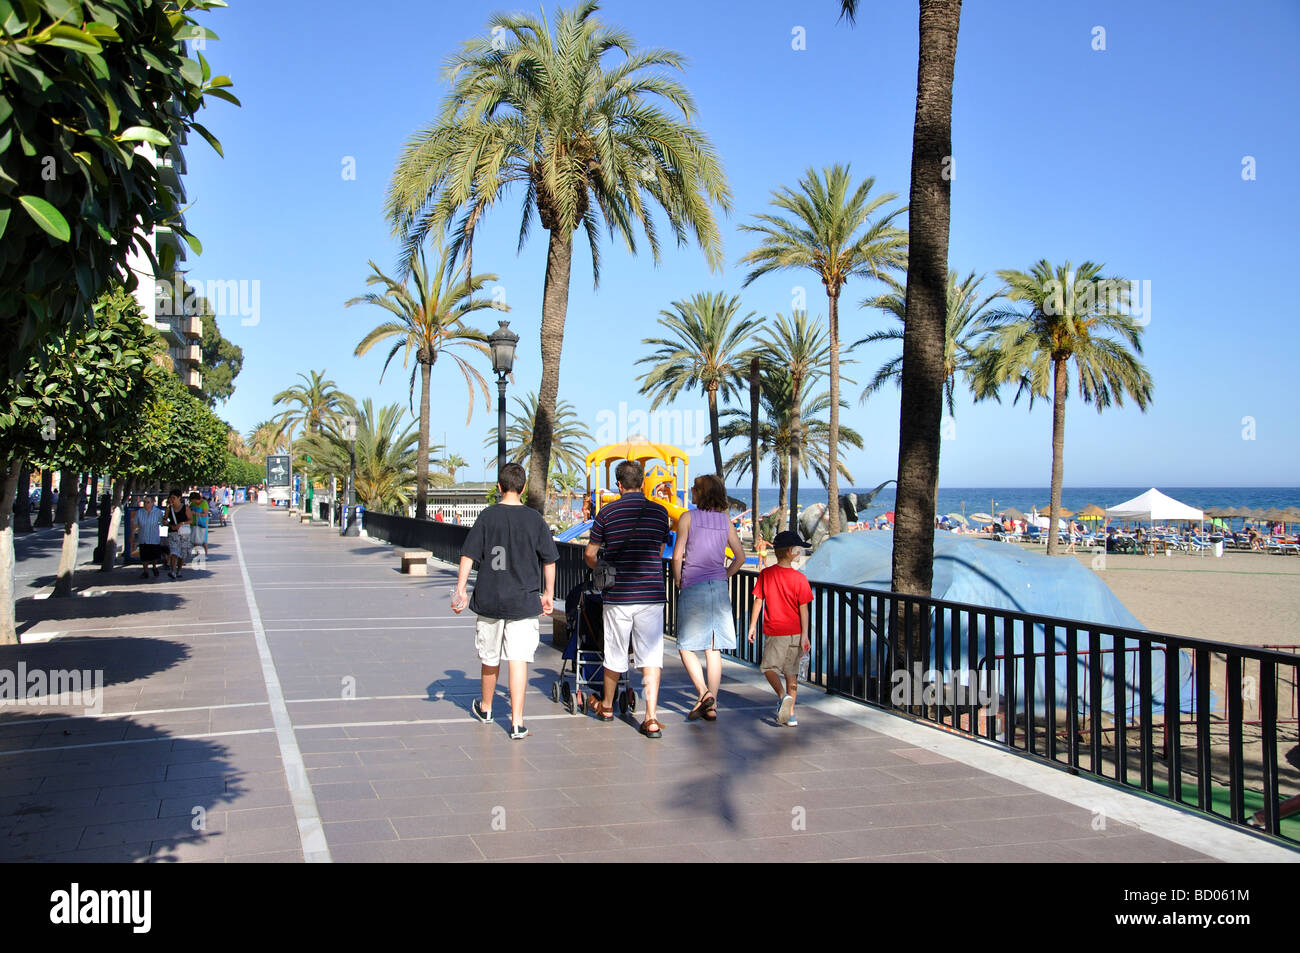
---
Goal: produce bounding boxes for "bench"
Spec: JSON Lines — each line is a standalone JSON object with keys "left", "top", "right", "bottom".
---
{"left": 400, "top": 550, "right": 432, "bottom": 575}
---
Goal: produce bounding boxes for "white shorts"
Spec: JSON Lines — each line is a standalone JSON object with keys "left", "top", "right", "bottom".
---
{"left": 475, "top": 616, "right": 540, "bottom": 666}
{"left": 601, "top": 603, "right": 665, "bottom": 673}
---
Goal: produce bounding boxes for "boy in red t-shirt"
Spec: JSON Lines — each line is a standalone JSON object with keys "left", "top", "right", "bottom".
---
{"left": 747, "top": 531, "right": 814, "bottom": 726}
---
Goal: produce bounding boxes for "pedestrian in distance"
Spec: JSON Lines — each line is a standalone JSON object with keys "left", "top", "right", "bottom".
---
{"left": 747, "top": 530, "right": 814, "bottom": 726}
{"left": 133, "top": 495, "right": 165, "bottom": 579}
{"left": 584, "top": 459, "right": 673, "bottom": 738}
{"left": 452, "top": 463, "right": 559, "bottom": 740}
{"left": 671, "top": 473, "right": 745, "bottom": 722}
{"left": 163, "top": 490, "right": 191, "bottom": 579}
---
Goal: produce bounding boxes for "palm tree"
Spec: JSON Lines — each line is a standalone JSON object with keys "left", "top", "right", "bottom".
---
{"left": 739, "top": 164, "right": 905, "bottom": 535}
{"left": 298, "top": 398, "right": 431, "bottom": 513}
{"left": 348, "top": 243, "right": 502, "bottom": 519}
{"left": 853, "top": 270, "right": 1001, "bottom": 415}
{"left": 551, "top": 467, "right": 583, "bottom": 515}
{"left": 753, "top": 310, "right": 834, "bottom": 532}
{"left": 972, "top": 260, "right": 1153, "bottom": 555}
{"left": 442, "top": 454, "right": 467, "bottom": 482}
{"left": 634, "top": 292, "right": 760, "bottom": 476}
{"left": 484, "top": 391, "right": 593, "bottom": 477}
{"left": 842, "top": 0, "right": 963, "bottom": 600}
{"left": 271, "top": 371, "right": 344, "bottom": 445}
{"left": 718, "top": 384, "right": 861, "bottom": 530}
{"left": 246, "top": 420, "right": 285, "bottom": 459}
{"left": 387, "top": 2, "right": 732, "bottom": 515}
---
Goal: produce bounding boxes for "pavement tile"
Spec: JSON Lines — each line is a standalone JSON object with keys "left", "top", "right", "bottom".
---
{"left": 328, "top": 835, "right": 485, "bottom": 863}
{"left": 470, "top": 825, "right": 621, "bottom": 860}
{"left": 322, "top": 819, "right": 398, "bottom": 844}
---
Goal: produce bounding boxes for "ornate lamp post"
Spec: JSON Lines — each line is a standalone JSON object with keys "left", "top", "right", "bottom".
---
{"left": 340, "top": 415, "right": 359, "bottom": 537}
{"left": 487, "top": 320, "right": 519, "bottom": 476}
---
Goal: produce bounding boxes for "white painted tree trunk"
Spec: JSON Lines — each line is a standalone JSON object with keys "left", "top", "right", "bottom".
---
{"left": 101, "top": 478, "right": 124, "bottom": 572}
{"left": 0, "top": 459, "right": 22, "bottom": 644}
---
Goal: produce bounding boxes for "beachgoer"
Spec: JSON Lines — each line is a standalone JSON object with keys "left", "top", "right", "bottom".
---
{"left": 583, "top": 459, "right": 672, "bottom": 738}
{"left": 164, "top": 490, "right": 191, "bottom": 578}
{"left": 133, "top": 495, "right": 165, "bottom": 579}
{"left": 452, "top": 463, "right": 558, "bottom": 740}
{"left": 672, "top": 474, "right": 745, "bottom": 722}
{"left": 189, "top": 491, "right": 209, "bottom": 559}
{"left": 746, "top": 530, "right": 814, "bottom": 727}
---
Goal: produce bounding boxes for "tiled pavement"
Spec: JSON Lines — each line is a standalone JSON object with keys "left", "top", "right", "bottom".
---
{"left": 0, "top": 504, "right": 1274, "bottom": 862}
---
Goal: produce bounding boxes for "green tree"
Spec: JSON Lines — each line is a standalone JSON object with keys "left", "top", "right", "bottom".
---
{"left": 348, "top": 243, "right": 501, "bottom": 519}
{"left": 442, "top": 454, "right": 467, "bottom": 481}
{"left": 387, "top": 1, "right": 731, "bottom": 515}
{"left": 739, "top": 164, "right": 905, "bottom": 535}
{"left": 197, "top": 303, "right": 243, "bottom": 406}
{"left": 853, "top": 270, "right": 1000, "bottom": 415}
{"left": 271, "top": 371, "right": 344, "bottom": 444}
{"left": 972, "top": 260, "right": 1154, "bottom": 555}
{"left": 635, "top": 291, "right": 760, "bottom": 476}
{"left": 0, "top": 0, "right": 237, "bottom": 376}
{"left": 298, "top": 399, "right": 432, "bottom": 513}
{"left": 484, "top": 391, "right": 592, "bottom": 477}
{"left": 246, "top": 420, "right": 286, "bottom": 459}
{"left": 842, "top": 0, "right": 962, "bottom": 602}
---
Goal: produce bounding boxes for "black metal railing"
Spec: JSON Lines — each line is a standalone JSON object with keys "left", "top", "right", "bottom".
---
{"left": 358, "top": 513, "right": 1299, "bottom": 846}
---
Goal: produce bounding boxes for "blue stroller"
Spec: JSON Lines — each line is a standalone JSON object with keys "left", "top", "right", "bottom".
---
{"left": 551, "top": 578, "right": 636, "bottom": 717}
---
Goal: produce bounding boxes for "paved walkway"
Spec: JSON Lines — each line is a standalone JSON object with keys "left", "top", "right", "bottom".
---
{"left": 0, "top": 504, "right": 1290, "bottom": 862}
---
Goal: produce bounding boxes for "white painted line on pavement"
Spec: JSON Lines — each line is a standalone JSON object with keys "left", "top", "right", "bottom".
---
{"left": 263, "top": 624, "right": 470, "bottom": 633}
{"left": 0, "top": 727, "right": 277, "bottom": 758}
{"left": 231, "top": 512, "right": 332, "bottom": 863}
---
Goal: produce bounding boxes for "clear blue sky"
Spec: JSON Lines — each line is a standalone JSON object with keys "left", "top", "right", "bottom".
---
{"left": 182, "top": 0, "right": 1300, "bottom": 488}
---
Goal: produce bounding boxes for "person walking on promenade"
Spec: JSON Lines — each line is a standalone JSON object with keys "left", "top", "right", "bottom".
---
{"left": 133, "top": 495, "right": 165, "bottom": 579}
{"left": 584, "top": 460, "right": 672, "bottom": 738}
{"left": 746, "top": 531, "right": 814, "bottom": 726}
{"left": 452, "top": 463, "right": 559, "bottom": 740}
{"left": 672, "top": 473, "right": 745, "bottom": 722}
{"left": 163, "top": 490, "right": 191, "bottom": 579}
{"left": 189, "top": 491, "right": 210, "bottom": 560}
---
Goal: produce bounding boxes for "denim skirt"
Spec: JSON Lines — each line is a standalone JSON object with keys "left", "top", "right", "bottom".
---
{"left": 676, "top": 578, "right": 737, "bottom": 651}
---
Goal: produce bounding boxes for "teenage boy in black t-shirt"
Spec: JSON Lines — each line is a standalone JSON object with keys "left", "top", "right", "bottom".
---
{"left": 452, "top": 464, "right": 559, "bottom": 739}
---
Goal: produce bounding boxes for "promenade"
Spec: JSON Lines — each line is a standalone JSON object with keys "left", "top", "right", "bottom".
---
{"left": 1, "top": 503, "right": 1291, "bottom": 863}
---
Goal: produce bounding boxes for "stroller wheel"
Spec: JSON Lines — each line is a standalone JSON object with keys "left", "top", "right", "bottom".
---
{"left": 560, "top": 681, "right": 573, "bottom": 713}
{"left": 618, "top": 690, "right": 629, "bottom": 715}
{"left": 627, "top": 688, "right": 637, "bottom": 713}
{"left": 550, "top": 681, "right": 560, "bottom": 703}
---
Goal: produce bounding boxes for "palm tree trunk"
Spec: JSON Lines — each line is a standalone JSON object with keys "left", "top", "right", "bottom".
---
{"left": 52, "top": 469, "right": 80, "bottom": 597}
{"left": 890, "top": 0, "right": 962, "bottom": 604}
{"left": 788, "top": 376, "right": 802, "bottom": 534}
{"left": 750, "top": 357, "right": 760, "bottom": 548}
{"left": 827, "top": 290, "right": 842, "bottom": 535}
{"left": 778, "top": 450, "right": 790, "bottom": 532}
{"left": 416, "top": 360, "right": 432, "bottom": 520}
{"left": 1047, "top": 356, "right": 1067, "bottom": 557}
{"left": 35, "top": 469, "right": 53, "bottom": 527}
{"left": 0, "top": 458, "right": 22, "bottom": 644}
{"left": 527, "top": 228, "right": 574, "bottom": 515}
{"left": 707, "top": 386, "right": 724, "bottom": 476}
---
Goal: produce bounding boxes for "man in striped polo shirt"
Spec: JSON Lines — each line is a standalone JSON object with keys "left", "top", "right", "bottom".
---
{"left": 584, "top": 460, "right": 672, "bottom": 738}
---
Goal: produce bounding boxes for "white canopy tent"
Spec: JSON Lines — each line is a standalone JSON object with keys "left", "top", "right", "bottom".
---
{"left": 1105, "top": 488, "right": 1204, "bottom": 522}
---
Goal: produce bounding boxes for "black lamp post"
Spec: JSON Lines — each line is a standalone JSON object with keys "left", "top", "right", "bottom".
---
{"left": 341, "top": 416, "right": 359, "bottom": 537}
{"left": 488, "top": 320, "right": 519, "bottom": 476}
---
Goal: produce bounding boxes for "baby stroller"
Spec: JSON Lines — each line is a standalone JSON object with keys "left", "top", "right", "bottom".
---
{"left": 551, "top": 577, "right": 636, "bottom": 717}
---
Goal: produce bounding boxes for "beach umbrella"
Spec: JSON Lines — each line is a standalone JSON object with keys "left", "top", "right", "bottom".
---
{"left": 1001, "top": 507, "right": 1027, "bottom": 521}
{"left": 1035, "top": 505, "right": 1074, "bottom": 518}
{"left": 1078, "top": 503, "right": 1106, "bottom": 521}
{"left": 971, "top": 512, "right": 993, "bottom": 523}
{"left": 945, "top": 512, "right": 968, "bottom": 524}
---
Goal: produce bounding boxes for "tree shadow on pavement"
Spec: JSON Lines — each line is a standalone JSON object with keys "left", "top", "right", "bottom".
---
{"left": 15, "top": 592, "right": 187, "bottom": 635}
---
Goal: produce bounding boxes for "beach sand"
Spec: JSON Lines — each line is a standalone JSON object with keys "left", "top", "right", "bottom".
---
{"left": 1070, "top": 549, "right": 1300, "bottom": 648}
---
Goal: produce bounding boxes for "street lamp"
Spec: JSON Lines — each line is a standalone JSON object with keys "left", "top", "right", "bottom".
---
{"left": 487, "top": 320, "right": 518, "bottom": 476}
{"left": 340, "top": 415, "right": 359, "bottom": 537}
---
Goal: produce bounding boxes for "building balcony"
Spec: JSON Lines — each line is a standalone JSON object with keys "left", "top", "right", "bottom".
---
{"left": 187, "top": 367, "right": 202, "bottom": 390}
{"left": 155, "top": 226, "right": 187, "bottom": 263}
{"left": 187, "top": 343, "right": 201, "bottom": 364}
{"left": 184, "top": 314, "right": 202, "bottom": 339}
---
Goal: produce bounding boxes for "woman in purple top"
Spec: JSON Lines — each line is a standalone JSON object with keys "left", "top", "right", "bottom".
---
{"left": 671, "top": 473, "right": 746, "bottom": 721}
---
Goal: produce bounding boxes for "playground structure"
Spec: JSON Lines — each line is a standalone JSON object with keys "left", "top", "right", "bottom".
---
{"left": 585, "top": 439, "right": 689, "bottom": 528}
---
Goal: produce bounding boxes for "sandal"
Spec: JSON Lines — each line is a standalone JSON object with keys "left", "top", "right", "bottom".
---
{"left": 639, "top": 718, "right": 663, "bottom": 739}
{"left": 687, "top": 694, "right": 716, "bottom": 721}
{"left": 596, "top": 702, "right": 614, "bottom": 722}
{"left": 702, "top": 708, "right": 717, "bottom": 722}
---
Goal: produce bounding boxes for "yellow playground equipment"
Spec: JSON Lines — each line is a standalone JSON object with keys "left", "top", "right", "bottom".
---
{"left": 585, "top": 439, "right": 689, "bottom": 528}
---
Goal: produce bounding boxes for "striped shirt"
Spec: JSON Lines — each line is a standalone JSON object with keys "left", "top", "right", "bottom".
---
{"left": 590, "top": 492, "right": 671, "bottom": 605}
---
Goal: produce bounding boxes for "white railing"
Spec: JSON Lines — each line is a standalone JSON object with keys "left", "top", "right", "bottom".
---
{"left": 426, "top": 503, "right": 488, "bottom": 525}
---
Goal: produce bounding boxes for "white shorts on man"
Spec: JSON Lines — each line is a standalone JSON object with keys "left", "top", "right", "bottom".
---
{"left": 474, "top": 617, "right": 540, "bottom": 666}
{"left": 601, "top": 603, "right": 665, "bottom": 672}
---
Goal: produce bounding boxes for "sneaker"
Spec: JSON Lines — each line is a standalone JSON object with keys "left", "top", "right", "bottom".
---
{"left": 152, "top": 566, "right": 159, "bottom": 577}
{"left": 139, "top": 571, "right": 149, "bottom": 579}
{"left": 471, "top": 699, "right": 492, "bottom": 723}
{"left": 167, "top": 570, "right": 175, "bottom": 579}
{"left": 787, "top": 715, "right": 798, "bottom": 727}
{"left": 777, "top": 694, "right": 795, "bottom": 725}
{"left": 509, "top": 724, "right": 529, "bottom": 740}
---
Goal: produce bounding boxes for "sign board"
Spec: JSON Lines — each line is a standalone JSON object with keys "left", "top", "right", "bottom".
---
{"left": 266, "top": 454, "right": 291, "bottom": 488}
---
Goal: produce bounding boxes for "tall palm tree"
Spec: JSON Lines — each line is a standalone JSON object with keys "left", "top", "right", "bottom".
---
{"left": 634, "top": 292, "right": 760, "bottom": 476}
{"left": 842, "top": 0, "right": 963, "bottom": 600}
{"left": 551, "top": 467, "right": 583, "bottom": 515}
{"left": 484, "top": 391, "right": 593, "bottom": 477}
{"left": 348, "top": 243, "right": 502, "bottom": 519}
{"left": 246, "top": 420, "right": 286, "bottom": 460}
{"left": 753, "top": 310, "right": 834, "bottom": 532}
{"left": 442, "top": 453, "right": 467, "bottom": 482}
{"left": 387, "top": 2, "right": 732, "bottom": 515}
{"left": 853, "top": 270, "right": 1000, "bottom": 415}
{"left": 972, "top": 260, "right": 1153, "bottom": 555}
{"left": 718, "top": 385, "right": 861, "bottom": 530}
{"left": 298, "top": 398, "right": 431, "bottom": 513}
{"left": 271, "top": 371, "right": 344, "bottom": 445}
{"left": 739, "top": 164, "right": 905, "bottom": 535}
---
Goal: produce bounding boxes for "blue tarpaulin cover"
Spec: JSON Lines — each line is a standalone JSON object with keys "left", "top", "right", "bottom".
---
{"left": 800, "top": 531, "right": 1196, "bottom": 716}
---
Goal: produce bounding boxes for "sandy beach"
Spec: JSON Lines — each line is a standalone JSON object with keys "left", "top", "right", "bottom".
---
{"left": 1063, "top": 550, "right": 1300, "bottom": 648}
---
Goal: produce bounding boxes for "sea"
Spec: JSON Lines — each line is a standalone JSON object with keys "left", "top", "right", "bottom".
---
{"left": 728, "top": 486, "right": 1300, "bottom": 521}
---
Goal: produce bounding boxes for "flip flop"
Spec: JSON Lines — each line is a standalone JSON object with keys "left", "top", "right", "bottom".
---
{"left": 639, "top": 718, "right": 662, "bottom": 739}
{"left": 687, "top": 693, "right": 716, "bottom": 721}
{"left": 702, "top": 708, "right": 717, "bottom": 722}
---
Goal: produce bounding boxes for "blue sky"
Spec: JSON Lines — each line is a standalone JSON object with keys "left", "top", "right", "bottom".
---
{"left": 182, "top": 0, "right": 1299, "bottom": 488}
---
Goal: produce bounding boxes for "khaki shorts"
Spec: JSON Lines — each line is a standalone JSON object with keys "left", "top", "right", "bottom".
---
{"left": 475, "top": 616, "right": 540, "bottom": 666}
{"left": 760, "top": 634, "right": 802, "bottom": 680}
